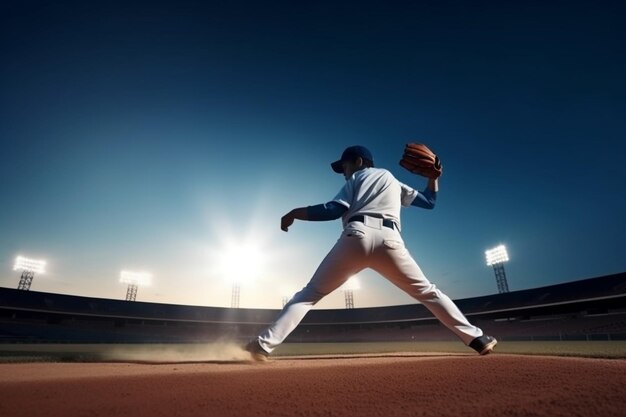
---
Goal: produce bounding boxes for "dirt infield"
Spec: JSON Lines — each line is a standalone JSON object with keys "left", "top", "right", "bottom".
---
{"left": 1, "top": 353, "right": 625, "bottom": 417}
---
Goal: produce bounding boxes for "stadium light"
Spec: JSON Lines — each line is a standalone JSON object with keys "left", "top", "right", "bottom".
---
{"left": 485, "top": 245, "right": 509, "bottom": 266}
{"left": 14, "top": 256, "right": 46, "bottom": 274}
{"left": 120, "top": 270, "right": 152, "bottom": 302}
{"left": 485, "top": 245, "right": 510, "bottom": 293}
{"left": 13, "top": 256, "right": 46, "bottom": 291}
{"left": 120, "top": 270, "right": 152, "bottom": 286}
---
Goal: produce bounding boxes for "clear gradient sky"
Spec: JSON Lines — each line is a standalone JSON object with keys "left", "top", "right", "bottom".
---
{"left": 1, "top": 1, "right": 625, "bottom": 309}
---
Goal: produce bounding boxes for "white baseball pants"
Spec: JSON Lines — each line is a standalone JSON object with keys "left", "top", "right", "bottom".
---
{"left": 258, "top": 217, "right": 483, "bottom": 353}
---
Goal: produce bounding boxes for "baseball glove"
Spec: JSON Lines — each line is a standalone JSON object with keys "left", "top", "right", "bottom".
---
{"left": 399, "top": 143, "right": 442, "bottom": 179}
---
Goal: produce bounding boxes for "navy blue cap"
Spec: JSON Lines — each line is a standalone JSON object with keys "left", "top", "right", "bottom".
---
{"left": 331, "top": 145, "right": 374, "bottom": 173}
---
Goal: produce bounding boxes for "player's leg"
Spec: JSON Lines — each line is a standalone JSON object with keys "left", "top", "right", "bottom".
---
{"left": 370, "top": 234, "right": 483, "bottom": 345}
{"left": 256, "top": 227, "right": 369, "bottom": 353}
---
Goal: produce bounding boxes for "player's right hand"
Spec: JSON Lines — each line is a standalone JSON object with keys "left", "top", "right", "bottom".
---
{"left": 281, "top": 213, "right": 295, "bottom": 232}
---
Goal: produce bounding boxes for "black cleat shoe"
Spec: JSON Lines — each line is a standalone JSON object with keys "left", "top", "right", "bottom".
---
{"left": 244, "top": 340, "right": 270, "bottom": 362}
{"left": 469, "top": 335, "right": 498, "bottom": 355}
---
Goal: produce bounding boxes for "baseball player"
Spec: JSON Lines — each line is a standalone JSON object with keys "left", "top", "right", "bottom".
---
{"left": 245, "top": 145, "right": 497, "bottom": 361}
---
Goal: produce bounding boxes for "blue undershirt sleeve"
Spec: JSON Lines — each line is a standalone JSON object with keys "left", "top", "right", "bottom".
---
{"left": 306, "top": 201, "right": 348, "bottom": 221}
{"left": 410, "top": 187, "right": 437, "bottom": 209}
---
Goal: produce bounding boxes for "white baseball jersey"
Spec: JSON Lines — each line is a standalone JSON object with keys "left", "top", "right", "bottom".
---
{"left": 331, "top": 167, "right": 418, "bottom": 230}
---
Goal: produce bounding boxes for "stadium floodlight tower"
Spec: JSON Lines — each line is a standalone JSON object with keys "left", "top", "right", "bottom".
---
{"left": 231, "top": 282, "right": 241, "bottom": 308}
{"left": 485, "top": 245, "right": 510, "bottom": 293}
{"left": 342, "top": 276, "right": 361, "bottom": 309}
{"left": 14, "top": 256, "right": 46, "bottom": 291}
{"left": 120, "top": 270, "right": 151, "bottom": 302}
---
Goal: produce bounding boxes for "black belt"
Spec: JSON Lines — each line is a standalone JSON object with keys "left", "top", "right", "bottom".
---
{"left": 348, "top": 215, "right": 396, "bottom": 230}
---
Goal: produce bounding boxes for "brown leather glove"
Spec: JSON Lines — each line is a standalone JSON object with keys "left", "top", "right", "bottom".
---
{"left": 399, "top": 143, "right": 442, "bottom": 179}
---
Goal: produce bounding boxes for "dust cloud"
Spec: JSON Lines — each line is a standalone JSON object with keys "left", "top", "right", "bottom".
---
{"left": 99, "top": 341, "right": 251, "bottom": 363}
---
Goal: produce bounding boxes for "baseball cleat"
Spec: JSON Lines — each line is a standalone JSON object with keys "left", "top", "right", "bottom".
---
{"left": 244, "top": 340, "right": 270, "bottom": 362}
{"left": 469, "top": 335, "right": 498, "bottom": 355}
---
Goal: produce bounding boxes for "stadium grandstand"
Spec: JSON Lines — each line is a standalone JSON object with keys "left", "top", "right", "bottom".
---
{"left": 0, "top": 272, "right": 625, "bottom": 344}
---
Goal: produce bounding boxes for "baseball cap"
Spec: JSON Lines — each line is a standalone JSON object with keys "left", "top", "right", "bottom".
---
{"left": 331, "top": 145, "right": 374, "bottom": 173}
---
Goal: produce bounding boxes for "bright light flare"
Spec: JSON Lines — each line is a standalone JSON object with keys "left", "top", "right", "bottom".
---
{"left": 216, "top": 239, "right": 266, "bottom": 285}
{"left": 485, "top": 245, "right": 509, "bottom": 266}
{"left": 14, "top": 256, "right": 46, "bottom": 274}
{"left": 120, "top": 270, "right": 152, "bottom": 286}
{"left": 341, "top": 276, "right": 361, "bottom": 291}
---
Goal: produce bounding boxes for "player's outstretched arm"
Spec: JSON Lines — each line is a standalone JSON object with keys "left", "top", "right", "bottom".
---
{"left": 281, "top": 202, "right": 346, "bottom": 232}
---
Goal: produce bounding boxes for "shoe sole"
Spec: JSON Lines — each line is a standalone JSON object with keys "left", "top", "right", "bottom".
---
{"left": 479, "top": 338, "right": 498, "bottom": 355}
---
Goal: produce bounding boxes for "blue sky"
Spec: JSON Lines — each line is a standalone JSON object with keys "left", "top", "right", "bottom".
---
{"left": 1, "top": 0, "right": 624, "bottom": 309}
